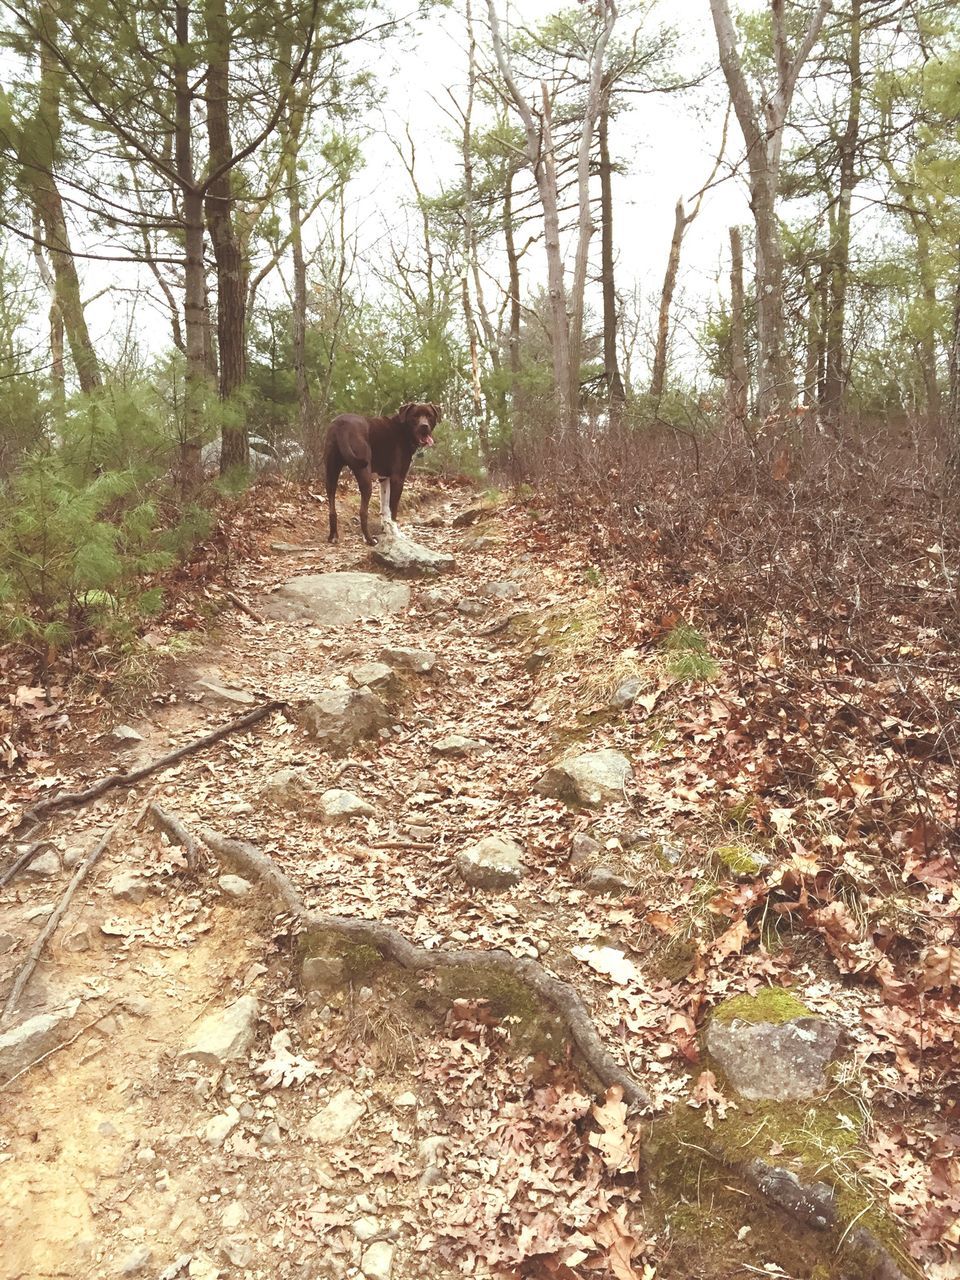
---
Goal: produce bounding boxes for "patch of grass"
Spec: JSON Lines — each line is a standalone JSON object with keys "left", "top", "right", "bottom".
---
{"left": 663, "top": 622, "right": 718, "bottom": 683}
{"left": 712, "top": 841, "right": 769, "bottom": 878}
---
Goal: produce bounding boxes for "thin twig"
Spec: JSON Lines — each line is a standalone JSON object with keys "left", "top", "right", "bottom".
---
{"left": 224, "top": 591, "right": 265, "bottom": 625}
{"left": 0, "top": 1003, "right": 123, "bottom": 1091}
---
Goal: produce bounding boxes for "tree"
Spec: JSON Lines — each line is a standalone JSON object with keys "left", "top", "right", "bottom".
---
{"left": 709, "top": 0, "right": 831, "bottom": 417}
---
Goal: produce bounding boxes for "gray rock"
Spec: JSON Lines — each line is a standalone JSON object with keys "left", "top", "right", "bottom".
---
{"left": 221, "top": 1238, "right": 253, "bottom": 1268}
{"left": 305, "top": 1087, "right": 366, "bottom": 1142}
{"left": 584, "top": 866, "right": 631, "bottom": 896}
{"left": 62, "top": 923, "right": 98, "bottom": 953}
{"left": 110, "top": 724, "right": 145, "bottom": 745}
{"left": 419, "top": 588, "right": 450, "bottom": 610}
{"left": 361, "top": 1240, "right": 395, "bottom": 1280}
{"left": 194, "top": 679, "right": 257, "bottom": 706}
{"left": 371, "top": 530, "right": 455, "bottom": 577}
{"left": 569, "top": 833, "right": 601, "bottom": 866}
{"left": 610, "top": 676, "right": 642, "bottom": 709}
{"left": 301, "top": 956, "right": 345, "bottom": 991}
{"left": 525, "top": 649, "right": 550, "bottom": 675}
{"left": 119, "top": 1244, "right": 154, "bottom": 1275}
{"left": 299, "top": 688, "right": 391, "bottom": 754}
{"left": 109, "top": 871, "right": 150, "bottom": 904}
{"left": 380, "top": 645, "right": 436, "bottom": 674}
{"left": 407, "top": 825, "right": 434, "bottom": 841}
{"left": 706, "top": 1016, "right": 844, "bottom": 1101}
{"left": 353, "top": 1216, "right": 381, "bottom": 1242}
{"left": 455, "top": 836, "right": 526, "bottom": 891}
{"left": 432, "top": 735, "right": 488, "bottom": 758}
{"left": 24, "top": 849, "right": 60, "bottom": 879}
{"left": 268, "top": 571, "right": 410, "bottom": 625}
{"left": 178, "top": 994, "right": 259, "bottom": 1067}
{"left": 261, "top": 767, "right": 312, "bottom": 807}
{"left": 320, "top": 789, "right": 374, "bottom": 822}
{"left": 0, "top": 1001, "right": 79, "bottom": 1083}
{"left": 350, "top": 662, "right": 401, "bottom": 697}
{"left": 467, "top": 535, "right": 499, "bottom": 551}
{"left": 535, "top": 748, "right": 632, "bottom": 807}
{"left": 218, "top": 874, "right": 253, "bottom": 899}
{"left": 456, "top": 596, "right": 487, "bottom": 617}
{"left": 451, "top": 504, "right": 493, "bottom": 528}
{"left": 202, "top": 1107, "right": 240, "bottom": 1147}
{"left": 0, "top": 931, "right": 16, "bottom": 953}
{"left": 62, "top": 846, "right": 84, "bottom": 870}
{"left": 259, "top": 1120, "right": 282, "bottom": 1148}
{"left": 479, "top": 580, "right": 522, "bottom": 601}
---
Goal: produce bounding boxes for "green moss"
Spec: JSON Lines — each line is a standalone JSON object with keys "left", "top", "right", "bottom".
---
{"left": 711, "top": 987, "right": 812, "bottom": 1026}
{"left": 712, "top": 841, "right": 768, "bottom": 877}
{"left": 435, "top": 964, "right": 566, "bottom": 1058}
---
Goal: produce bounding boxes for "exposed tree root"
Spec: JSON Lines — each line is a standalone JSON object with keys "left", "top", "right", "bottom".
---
{"left": 196, "top": 823, "right": 652, "bottom": 1110}
{"left": 1, "top": 823, "right": 117, "bottom": 1023}
{"left": 148, "top": 803, "right": 201, "bottom": 875}
{"left": 18, "top": 700, "right": 286, "bottom": 829}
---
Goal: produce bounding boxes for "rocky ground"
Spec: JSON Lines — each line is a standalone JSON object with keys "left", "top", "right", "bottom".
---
{"left": 0, "top": 479, "right": 951, "bottom": 1280}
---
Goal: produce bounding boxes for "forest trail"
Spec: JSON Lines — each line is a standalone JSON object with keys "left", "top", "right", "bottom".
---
{"left": 0, "top": 481, "right": 931, "bottom": 1280}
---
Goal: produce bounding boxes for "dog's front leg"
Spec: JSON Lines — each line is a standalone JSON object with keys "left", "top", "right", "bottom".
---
{"left": 379, "top": 477, "right": 400, "bottom": 538}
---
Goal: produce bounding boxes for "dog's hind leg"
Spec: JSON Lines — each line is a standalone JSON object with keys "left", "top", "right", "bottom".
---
{"left": 325, "top": 455, "right": 343, "bottom": 543}
{"left": 356, "top": 465, "right": 375, "bottom": 545}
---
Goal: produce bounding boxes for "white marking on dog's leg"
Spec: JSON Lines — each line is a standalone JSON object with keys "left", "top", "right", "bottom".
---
{"left": 379, "top": 477, "right": 395, "bottom": 535}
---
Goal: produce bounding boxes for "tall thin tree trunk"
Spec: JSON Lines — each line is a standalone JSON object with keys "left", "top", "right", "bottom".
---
{"left": 33, "top": 0, "right": 101, "bottom": 394}
{"left": 205, "top": 0, "right": 249, "bottom": 473}
{"left": 650, "top": 199, "right": 686, "bottom": 402}
{"left": 728, "top": 225, "right": 748, "bottom": 421}
{"left": 175, "top": 0, "right": 207, "bottom": 490}
{"left": 538, "top": 81, "right": 573, "bottom": 433}
{"left": 822, "top": 0, "right": 862, "bottom": 420}
{"left": 503, "top": 171, "right": 522, "bottom": 414}
{"left": 914, "top": 223, "right": 943, "bottom": 424}
{"left": 598, "top": 97, "right": 625, "bottom": 410}
{"left": 31, "top": 206, "right": 65, "bottom": 413}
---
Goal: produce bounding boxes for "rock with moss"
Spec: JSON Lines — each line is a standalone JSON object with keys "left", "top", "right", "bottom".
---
{"left": 455, "top": 835, "right": 526, "bottom": 890}
{"left": 535, "top": 748, "right": 631, "bottom": 807}
{"left": 707, "top": 990, "right": 844, "bottom": 1101}
{"left": 712, "top": 842, "right": 770, "bottom": 879}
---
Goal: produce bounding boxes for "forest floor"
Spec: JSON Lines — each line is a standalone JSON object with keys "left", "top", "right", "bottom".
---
{"left": 0, "top": 476, "right": 957, "bottom": 1280}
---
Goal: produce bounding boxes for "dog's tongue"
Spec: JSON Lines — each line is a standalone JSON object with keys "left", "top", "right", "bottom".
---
{"left": 423, "top": 435, "right": 435, "bottom": 447}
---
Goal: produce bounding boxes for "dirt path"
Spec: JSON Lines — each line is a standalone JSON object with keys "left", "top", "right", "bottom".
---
{"left": 0, "top": 482, "right": 927, "bottom": 1280}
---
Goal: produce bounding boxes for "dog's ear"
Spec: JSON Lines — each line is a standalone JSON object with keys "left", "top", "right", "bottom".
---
{"left": 397, "top": 403, "right": 416, "bottom": 423}
{"left": 429, "top": 402, "right": 442, "bottom": 421}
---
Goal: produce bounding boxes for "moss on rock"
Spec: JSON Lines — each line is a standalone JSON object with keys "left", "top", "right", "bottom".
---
{"left": 711, "top": 987, "right": 812, "bottom": 1026}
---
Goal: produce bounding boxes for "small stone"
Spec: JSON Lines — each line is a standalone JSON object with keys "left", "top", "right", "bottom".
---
{"left": 122, "top": 995, "right": 151, "bottom": 1019}
{"left": 535, "top": 749, "right": 632, "bottom": 808}
{"left": 0, "top": 931, "right": 16, "bottom": 954}
{"left": 221, "top": 1202, "right": 248, "bottom": 1231}
{"left": 361, "top": 1240, "right": 395, "bottom": 1280}
{"left": 379, "top": 645, "right": 436, "bottom": 674}
{"left": 135, "top": 1146, "right": 157, "bottom": 1164}
{"left": 406, "top": 825, "right": 433, "bottom": 841}
{"left": 609, "top": 676, "right": 642, "bottom": 709}
{"left": 299, "top": 688, "right": 391, "bottom": 755}
{"left": 456, "top": 596, "right": 487, "bottom": 617}
{"left": 525, "top": 649, "right": 550, "bottom": 675}
{"left": 158, "top": 1255, "right": 193, "bottom": 1280}
{"left": 259, "top": 1121, "right": 282, "bottom": 1148}
{"left": 109, "top": 871, "right": 150, "bottom": 904}
{"left": 319, "top": 789, "right": 375, "bottom": 823}
{"left": 418, "top": 588, "right": 449, "bottom": 610}
{"left": 455, "top": 835, "right": 526, "bottom": 891}
{"left": 301, "top": 955, "right": 345, "bottom": 991}
{"left": 62, "top": 847, "right": 83, "bottom": 870}
{"left": 110, "top": 724, "right": 145, "bottom": 745}
{"left": 349, "top": 662, "right": 401, "bottom": 697}
{"left": 218, "top": 874, "right": 253, "bottom": 899}
{"left": 194, "top": 679, "right": 257, "bottom": 706}
{"left": 0, "top": 1001, "right": 79, "bottom": 1083}
{"left": 305, "top": 1088, "right": 366, "bottom": 1143}
{"left": 353, "top": 1216, "right": 381, "bottom": 1242}
{"left": 479, "top": 580, "right": 522, "bottom": 601}
{"left": 119, "top": 1244, "right": 153, "bottom": 1276}
{"left": 536, "top": 940, "right": 550, "bottom": 956}
{"left": 451, "top": 504, "right": 492, "bottom": 528}
{"left": 432, "top": 734, "right": 487, "bottom": 757}
{"left": 394, "top": 1092, "right": 417, "bottom": 1109}
{"left": 178, "top": 994, "right": 259, "bottom": 1067}
{"left": 202, "top": 1107, "right": 240, "bottom": 1147}
{"left": 570, "top": 833, "right": 601, "bottom": 866}
{"left": 260, "top": 767, "right": 312, "bottom": 807}
{"left": 584, "top": 866, "right": 631, "bottom": 896}
{"left": 61, "top": 923, "right": 96, "bottom": 953}
{"left": 98, "top": 1120, "right": 119, "bottom": 1137}
{"left": 24, "top": 850, "right": 60, "bottom": 879}
{"left": 221, "top": 1238, "right": 252, "bottom": 1268}
{"left": 419, "top": 1164, "right": 444, "bottom": 1189}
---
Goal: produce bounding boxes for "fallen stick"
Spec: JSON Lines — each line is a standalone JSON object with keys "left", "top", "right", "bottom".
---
{"left": 20, "top": 700, "right": 286, "bottom": 827}
{"left": 1, "top": 824, "right": 116, "bottom": 1023}
{"left": 197, "top": 824, "right": 651, "bottom": 1111}
{"left": 0, "top": 838, "right": 53, "bottom": 890}
{"left": 224, "top": 591, "right": 265, "bottom": 625}
{"left": 148, "top": 803, "right": 201, "bottom": 875}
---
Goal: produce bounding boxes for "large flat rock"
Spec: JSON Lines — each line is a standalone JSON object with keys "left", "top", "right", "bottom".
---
{"left": 371, "top": 531, "right": 455, "bottom": 577}
{"left": 265, "top": 572, "right": 410, "bottom": 625}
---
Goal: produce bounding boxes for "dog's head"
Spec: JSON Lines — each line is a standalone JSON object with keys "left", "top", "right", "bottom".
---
{"left": 397, "top": 402, "right": 441, "bottom": 449}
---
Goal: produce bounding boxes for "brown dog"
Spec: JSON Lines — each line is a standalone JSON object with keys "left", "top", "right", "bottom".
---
{"left": 324, "top": 402, "right": 441, "bottom": 545}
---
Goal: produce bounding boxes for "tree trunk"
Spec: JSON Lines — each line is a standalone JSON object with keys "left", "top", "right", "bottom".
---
{"left": 598, "top": 98, "right": 625, "bottom": 410}
{"left": 728, "top": 225, "right": 748, "bottom": 421}
{"left": 31, "top": 206, "right": 65, "bottom": 413}
{"left": 175, "top": 0, "right": 207, "bottom": 490}
{"left": 288, "top": 133, "right": 311, "bottom": 451}
{"left": 32, "top": 0, "right": 101, "bottom": 395}
{"left": 503, "top": 171, "right": 522, "bottom": 414}
{"left": 914, "top": 222, "right": 943, "bottom": 424}
{"left": 821, "top": 0, "right": 862, "bottom": 421}
{"left": 205, "top": 0, "right": 249, "bottom": 474}
{"left": 650, "top": 198, "right": 686, "bottom": 402}
{"left": 752, "top": 172, "right": 792, "bottom": 414}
